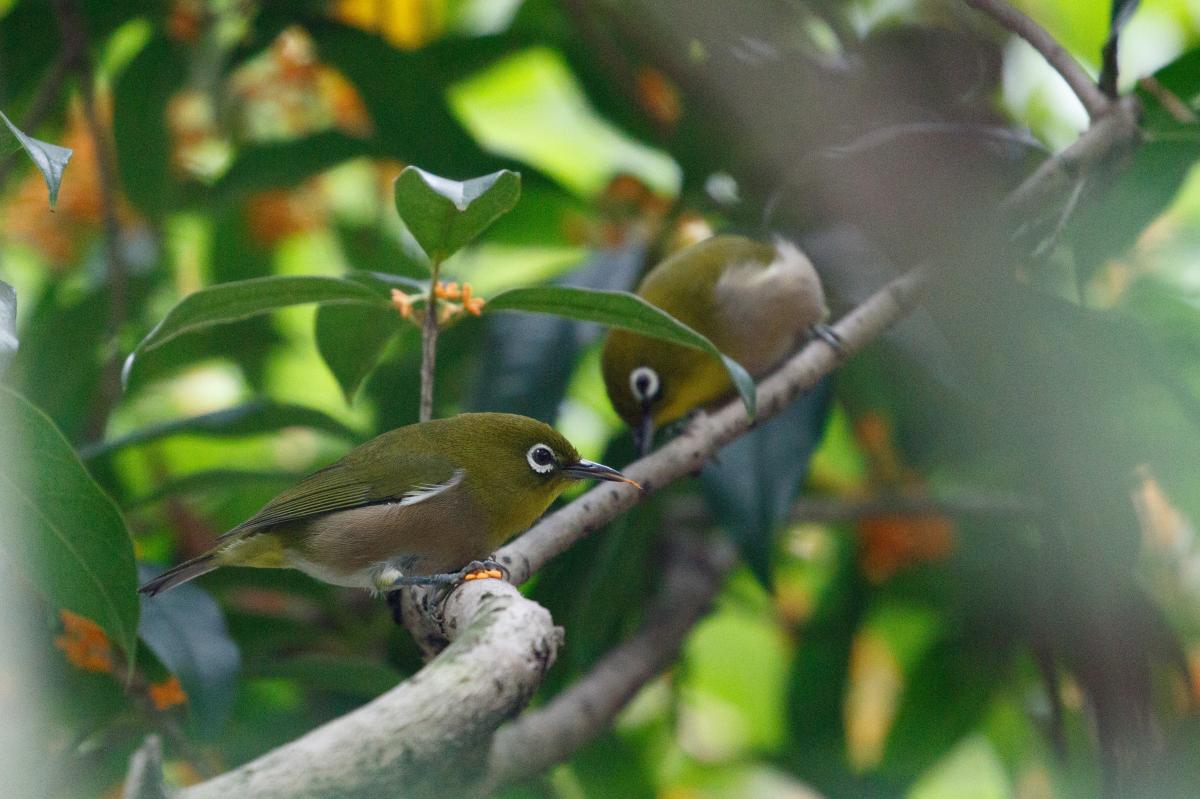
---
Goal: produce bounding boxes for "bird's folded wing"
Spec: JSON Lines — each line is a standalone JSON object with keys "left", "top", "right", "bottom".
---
{"left": 221, "top": 452, "right": 460, "bottom": 537}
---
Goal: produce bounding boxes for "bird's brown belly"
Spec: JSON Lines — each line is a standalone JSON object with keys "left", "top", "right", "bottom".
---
{"left": 289, "top": 491, "right": 490, "bottom": 581}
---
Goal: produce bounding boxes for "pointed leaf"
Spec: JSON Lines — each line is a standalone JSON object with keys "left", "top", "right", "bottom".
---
{"left": 0, "top": 109, "right": 72, "bottom": 208}
{"left": 0, "top": 387, "right": 139, "bottom": 663}
{"left": 486, "top": 285, "right": 757, "bottom": 417}
{"left": 0, "top": 279, "right": 16, "bottom": 378}
{"left": 124, "top": 276, "right": 389, "bottom": 385}
{"left": 700, "top": 382, "right": 832, "bottom": 588}
{"left": 316, "top": 301, "right": 401, "bottom": 403}
{"left": 392, "top": 166, "right": 520, "bottom": 263}
{"left": 138, "top": 567, "right": 240, "bottom": 734}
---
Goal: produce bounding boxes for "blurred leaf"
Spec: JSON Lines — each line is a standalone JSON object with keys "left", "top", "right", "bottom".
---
{"left": 113, "top": 35, "right": 186, "bottom": 218}
{"left": 214, "top": 131, "right": 376, "bottom": 197}
{"left": 335, "top": 223, "right": 429, "bottom": 279}
{"left": 470, "top": 241, "right": 646, "bottom": 419}
{"left": 700, "top": 381, "right": 832, "bottom": 588}
{"left": 487, "top": 285, "right": 757, "bottom": 417}
{"left": 448, "top": 47, "right": 681, "bottom": 197}
{"left": 249, "top": 653, "right": 401, "bottom": 699}
{"left": 316, "top": 300, "right": 401, "bottom": 402}
{"left": 392, "top": 166, "right": 521, "bottom": 263}
{"left": 81, "top": 399, "right": 360, "bottom": 464}
{"left": 127, "top": 469, "right": 300, "bottom": 509}
{"left": 0, "top": 279, "right": 16, "bottom": 377}
{"left": 124, "top": 275, "right": 389, "bottom": 383}
{"left": 0, "top": 108, "right": 72, "bottom": 208}
{"left": 138, "top": 566, "right": 241, "bottom": 735}
{"left": 0, "top": 387, "right": 139, "bottom": 663}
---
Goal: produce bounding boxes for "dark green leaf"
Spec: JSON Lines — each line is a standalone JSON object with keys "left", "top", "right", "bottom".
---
{"left": 0, "top": 387, "right": 139, "bottom": 663}
{"left": 249, "top": 654, "right": 402, "bottom": 699}
{"left": 0, "top": 108, "right": 72, "bottom": 208}
{"left": 81, "top": 400, "right": 361, "bottom": 463}
{"left": 469, "top": 242, "right": 646, "bottom": 419}
{"left": 0, "top": 279, "right": 16, "bottom": 377}
{"left": 113, "top": 36, "right": 186, "bottom": 219}
{"left": 124, "top": 276, "right": 389, "bottom": 384}
{"left": 138, "top": 567, "right": 241, "bottom": 735}
{"left": 392, "top": 166, "right": 521, "bottom": 263}
{"left": 700, "top": 381, "right": 832, "bottom": 588}
{"left": 127, "top": 469, "right": 301, "bottom": 509}
{"left": 316, "top": 300, "right": 401, "bottom": 403}
{"left": 486, "top": 285, "right": 758, "bottom": 417}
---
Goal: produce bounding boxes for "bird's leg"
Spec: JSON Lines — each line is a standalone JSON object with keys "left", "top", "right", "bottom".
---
{"left": 373, "top": 559, "right": 508, "bottom": 594}
{"left": 810, "top": 324, "right": 846, "bottom": 357}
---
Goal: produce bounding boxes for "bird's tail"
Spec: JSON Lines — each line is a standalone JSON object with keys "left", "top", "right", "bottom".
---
{"left": 138, "top": 553, "right": 218, "bottom": 596}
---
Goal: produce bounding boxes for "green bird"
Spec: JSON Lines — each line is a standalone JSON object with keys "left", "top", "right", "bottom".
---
{"left": 138, "top": 413, "right": 637, "bottom": 596}
{"left": 602, "top": 234, "right": 835, "bottom": 453}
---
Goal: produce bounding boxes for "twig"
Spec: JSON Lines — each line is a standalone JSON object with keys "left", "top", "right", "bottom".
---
{"left": 52, "top": 0, "right": 129, "bottom": 440}
{"left": 419, "top": 265, "right": 440, "bottom": 423}
{"left": 961, "top": 0, "right": 1110, "bottom": 120}
{"left": 121, "top": 736, "right": 168, "bottom": 799}
{"left": 482, "top": 534, "right": 737, "bottom": 793}
{"left": 1137, "top": 76, "right": 1197, "bottom": 124}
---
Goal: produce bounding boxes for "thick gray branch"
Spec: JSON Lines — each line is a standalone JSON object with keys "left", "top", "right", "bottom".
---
{"left": 179, "top": 581, "right": 561, "bottom": 799}
{"left": 482, "top": 535, "right": 737, "bottom": 793}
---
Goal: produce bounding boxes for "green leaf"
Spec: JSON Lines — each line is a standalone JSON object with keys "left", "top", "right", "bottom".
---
{"left": 81, "top": 400, "right": 361, "bottom": 463}
{"left": 124, "top": 276, "right": 389, "bottom": 384}
{"left": 127, "top": 469, "right": 301, "bottom": 509}
{"left": 0, "top": 109, "right": 72, "bottom": 208}
{"left": 392, "top": 166, "right": 521, "bottom": 263}
{"left": 249, "top": 653, "right": 402, "bottom": 699}
{"left": 486, "top": 285, "right": 758, "bottom": 417}
{"left": 0, "top": 387, "right": 139, "bottom": 664}
{"left": 138, "top": 567, "right": 240, "bottom": 734}
{"left": 316, "top": 301, "right": 401, "bottom": 403}
{"left": 214, "top": 131, "right": 376, "bottom": 197}
{"left": 0, "top": 279, "right": 16, "bottom": 377}
{"left": 700, "top": 382, "right": 831, "bottom": 588}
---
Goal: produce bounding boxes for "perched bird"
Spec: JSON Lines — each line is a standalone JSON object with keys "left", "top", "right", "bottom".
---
{"left": 602, "top": 234, "right": 835, "bottom": 453}
{"left": 138, "top": 413, "right": 637, "bottom": 596}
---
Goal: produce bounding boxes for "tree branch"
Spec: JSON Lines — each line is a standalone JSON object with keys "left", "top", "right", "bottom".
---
{"left": 961, "top": 0, "right": 1111, "bottom": 120}
{"left": 481, "top": 534, "right": 737, "bottom": 793}
{"left": 179, "top": 581, "right": 562, "bottom": 799}
{"left": 419, "top": 268, "right": 440, "bottom": 423}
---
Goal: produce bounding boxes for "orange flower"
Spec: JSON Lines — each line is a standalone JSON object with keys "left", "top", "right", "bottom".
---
{"left": 148, "top": 676, "right": 188, "bottom": 711}
{"left": 635, "top": 66, "right": 682, "bottom": 128}
{"left": 54, "top": 610, "right": 114, "bottom": 674}
{"left": 858, "top": 513, "right": 955, "bottom": 583}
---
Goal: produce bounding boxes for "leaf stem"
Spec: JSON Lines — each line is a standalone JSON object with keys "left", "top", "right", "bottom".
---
{"left": 419, "top": 262, "right": 440, "bottom": 423}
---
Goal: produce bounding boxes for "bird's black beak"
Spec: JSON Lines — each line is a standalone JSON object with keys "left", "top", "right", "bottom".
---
{"left": 633, "top": 408, "right": 655, "bottom": 457}
{"left": 563, "top": 459, "right": 641, "bottom": 489}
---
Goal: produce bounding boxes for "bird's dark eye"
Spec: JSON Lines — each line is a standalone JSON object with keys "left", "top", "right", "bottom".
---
{"left": 629, "top": 366, "right": 661, "bottom": 403}
{"left": 526, "top": 444, "right": 556, "bottom": 474}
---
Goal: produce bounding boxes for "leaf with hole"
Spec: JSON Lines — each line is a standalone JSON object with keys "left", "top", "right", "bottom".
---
{"left": 0, "top": 387, "right": 139, "bottom": 666}
{"left": 392, "top": 166, "right": 520, "bottom": 263}
{"left": 0, "top": 109, "right": 72, "bottom": 208}
{"left": 486, "top": 285, "right": 757, "bottom": 417}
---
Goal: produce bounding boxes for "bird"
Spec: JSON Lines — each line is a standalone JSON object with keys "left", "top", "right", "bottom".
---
{"left": 138, "top": 413, "right": 638, "bottom": 596}
{"left": 601, "top": 234, "right": 835, "bottom": 454}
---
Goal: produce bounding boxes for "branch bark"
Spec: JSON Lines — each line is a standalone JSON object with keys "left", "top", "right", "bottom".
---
{"left": 961, "top": 0, "right": 1111, "bottom": 120}
{"left": 179, "top": 581, "right": 562, "bottom": 799}
{"left": 481, "top": 534, "right": 737, "bottom": 793}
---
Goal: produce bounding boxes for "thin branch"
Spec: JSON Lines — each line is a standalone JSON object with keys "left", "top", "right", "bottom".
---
{"left": 419, "top": 266, "right": 440, "bottom": 423}
{"left": 961, "top": 0, "right": 1110, "bottom": 120}
{"left": 496, "top": 263, "right": 931, "bottom": 585}
{"left": 121, "top": 736, "right": 167, "bottom": 799}
{"left": 482, "top": 534, "right": 737, "bottom": 793}
{"left": 1137, "top": 76, "right": 1197, "bottom": 124}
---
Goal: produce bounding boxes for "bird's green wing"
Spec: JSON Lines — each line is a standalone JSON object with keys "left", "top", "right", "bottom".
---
{"left": 221, "top": 448, "right": 459, "bottom": 538}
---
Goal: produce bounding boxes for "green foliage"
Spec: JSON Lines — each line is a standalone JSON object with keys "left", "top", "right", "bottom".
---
{"left": 392, "top": 166, "right": 522, "bottom": 263}
{"left": 0, "top": 108, "right": 72, "bottom": 208}
{"left": 0, "top": 387, "right": 139, "bottom": 664}
{"left": 0, "top": 278, "right": 15, "bottom": 376}
{"left": 487, "top": 285, "right": 757, "bottom": 417}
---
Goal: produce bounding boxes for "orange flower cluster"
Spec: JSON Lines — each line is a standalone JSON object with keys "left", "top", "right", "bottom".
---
{"left": 54, "top": 610, "right": 114, "bottom": 674}
{"left": 390, "top": 282, "right": 485, "bottom": 324}
{"left": 148, "top": 676, "right": 188, "bottom": 711}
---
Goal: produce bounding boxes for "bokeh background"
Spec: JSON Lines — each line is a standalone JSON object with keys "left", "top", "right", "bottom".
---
{"left": 3, "top": 0, "right": 1200, "bottom": 797}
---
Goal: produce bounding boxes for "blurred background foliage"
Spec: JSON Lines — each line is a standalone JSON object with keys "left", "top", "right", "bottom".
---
{"left": 2, "top": 0, "right": 1200, "bottom": 797}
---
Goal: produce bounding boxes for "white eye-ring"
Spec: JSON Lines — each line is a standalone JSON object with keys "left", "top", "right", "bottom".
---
{"left": 526, "top": 443, "right": 556, "bottom": 474}
{"left": 629, "top": 366, "right": 660, "bottom": 403}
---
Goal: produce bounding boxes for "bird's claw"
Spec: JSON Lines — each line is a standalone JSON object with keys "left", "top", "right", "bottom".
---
{"left": 811, "top": 324, "right": 845, "bottom": 357}
{"left": 457, "top": 559, "right": 509, "bottom": 582}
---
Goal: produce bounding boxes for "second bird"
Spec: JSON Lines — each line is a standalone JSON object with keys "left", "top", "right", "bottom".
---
{"left": 602, "top": 234, "right": 832, "bottom": 453}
